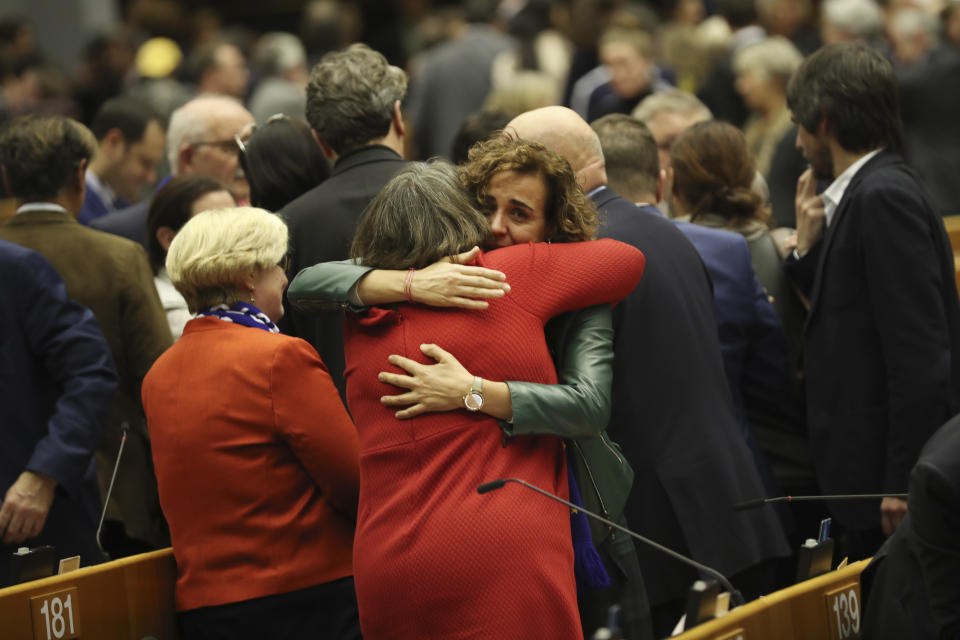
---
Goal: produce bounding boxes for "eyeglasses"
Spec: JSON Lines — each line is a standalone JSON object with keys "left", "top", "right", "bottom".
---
{"left": 277, "top": 255, "right": 291, "bottom": 272}
{"left": 233, "top": 114, "right": 289, "bottom": 155}
{"left": 192, "top": 139, "right": 240, "bottom": 155}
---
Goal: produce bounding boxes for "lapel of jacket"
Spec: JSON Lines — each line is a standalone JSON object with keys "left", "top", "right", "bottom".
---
{"left": 805, "top": 152, "right": 894, "bottom": 327}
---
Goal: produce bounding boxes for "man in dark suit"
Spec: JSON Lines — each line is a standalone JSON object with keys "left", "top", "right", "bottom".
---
{"left": 279, "top": 43, "right": 408, "bottom": 400}
{"left": 91, "top": 95, "right": 255, "bottom": 247}
{"left": 0, "top": 115, "right": 174, "bottom": 556}
{"left": 785, "top": 42, "right": 960, "bottom": 560}
{"left": 0, "top": 240, "right": 117, "bottom": 583}
{"left": 509, "top": 106, "right": 791, "bottom": 636}
{"left": 860, "top": 411, "right": 960, "bottom": 638}
{"left": 592, "top": 114, "right": 805, "bottom": 536}
{"left": 78, "top": 97, "right": 165, "bottom": 226}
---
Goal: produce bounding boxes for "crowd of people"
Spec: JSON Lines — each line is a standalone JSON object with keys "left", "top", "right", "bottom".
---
{"left": 2, "top": 1, "right": 960, "bottom": 639}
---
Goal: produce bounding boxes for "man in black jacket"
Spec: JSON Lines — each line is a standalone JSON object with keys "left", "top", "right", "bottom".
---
{"left": 279, "top": 43, "right": 408, "bottom": 400}
{"left": 785, "top": 42, "right": 960, "bottom": 560}
{"left": 509, "top": 106, "right": 790, "bottom": 636}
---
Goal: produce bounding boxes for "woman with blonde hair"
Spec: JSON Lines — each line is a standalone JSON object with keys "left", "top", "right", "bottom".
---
{"left": 142, "top": 207, "right": 361, "bottom": 640}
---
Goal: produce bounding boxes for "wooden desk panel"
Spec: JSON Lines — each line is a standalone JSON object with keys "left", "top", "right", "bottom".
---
{"left": 0, "top": 548, "right": 178, "bottom": 640}
{"left": 675, "top": 560, "right": 870, "bottom": 640}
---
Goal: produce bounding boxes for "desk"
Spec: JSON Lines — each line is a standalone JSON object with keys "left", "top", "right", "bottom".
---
{"left": 944, "top": 215, "right": 960, "bottom": 295}
{"left": 675, "top": 559, "right": 870, "bottom": 640}
{"left": 0, "top": 548, "right": 178, "bottom": 640}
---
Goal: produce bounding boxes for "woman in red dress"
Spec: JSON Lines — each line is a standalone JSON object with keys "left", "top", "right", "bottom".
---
{"left": 341, "top": 159, "right": 645, "bottom": 639}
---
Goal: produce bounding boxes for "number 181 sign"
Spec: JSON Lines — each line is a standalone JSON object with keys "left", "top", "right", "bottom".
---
{"left": 824, "top": 582, "right": 861, "bottom": 640}
{"left": 30, "top": 587, "right": 81, "bottom": 640}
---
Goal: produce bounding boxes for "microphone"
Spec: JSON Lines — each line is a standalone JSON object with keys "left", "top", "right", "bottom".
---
{"left": 96, "top": 422, "right": 130, "bottom": 558}
{"left": 733, "top": 492, "right": 908, "bottom": 511}
{"left": 477, "top": 477, "right": 745, "bottom": 607}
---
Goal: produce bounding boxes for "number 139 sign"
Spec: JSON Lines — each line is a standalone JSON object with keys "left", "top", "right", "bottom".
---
{"left": 825, "top": 582, "right": 861, "bottom": 640}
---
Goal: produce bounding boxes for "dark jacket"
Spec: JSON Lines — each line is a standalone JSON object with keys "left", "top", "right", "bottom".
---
{"left": 89, "top": 199, "right": 150, "bottom": 248}
{"left": 278, "top": 145, "right": 406, "bottom": 401}
{"left": 861, "top": 412, "right": 960, "bottom": 639}
{"left": 0, "top": 239, "right": 117, "bottom": 579}
{"left": 784, "top": 151, "right": 960, "bottom": 530}
{"left": 0, "top": 208, "right": 173, "bottom": 547}
{"left": 594, "top": 188, "right": 790, "bottom": 605}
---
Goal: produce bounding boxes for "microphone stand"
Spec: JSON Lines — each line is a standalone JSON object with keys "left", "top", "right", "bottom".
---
{"left": 733, "top": 493, "right": 908, "bottom": 511}
{"left": 96, "top": 423, "right": 130, "bottom": 559}
{"left": 478, "top": 478, "right": 746, "bottom": 607}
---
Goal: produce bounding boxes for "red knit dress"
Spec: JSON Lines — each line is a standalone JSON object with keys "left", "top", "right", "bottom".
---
{"left": 343, "top": 240, "right": 645, "bottom": 639}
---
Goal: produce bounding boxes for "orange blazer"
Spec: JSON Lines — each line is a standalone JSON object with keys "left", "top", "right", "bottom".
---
{"left": 142, "top": 317, "right": 360, "bottom": 611}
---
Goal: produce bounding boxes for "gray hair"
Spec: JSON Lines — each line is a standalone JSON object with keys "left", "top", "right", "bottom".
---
{"left": 889, "top": 7, "right": 940, "bottom": 44}
{"left": 350, "top": 161, "right": 489, "bottom": 270}
{"left": 822, "top": 0, "right": 885, "bottom": 40}
{"left": 733, "top": 36, "right": 804, "bottom": 89}
{"left": 166, "top": 94, "right": 248, "bottom": 173}
{"left": 252, "top": 32, "right": 307, "bottom": 77}
{"left": 632, "top": 88, "right": 712, "bottom": 125}
{"left": 305, "top": 43, "right": 408, "bottom": 155}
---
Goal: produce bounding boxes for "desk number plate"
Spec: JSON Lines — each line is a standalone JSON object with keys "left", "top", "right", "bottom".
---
{"left": 30, "top": 587, "right": 81, "bottom": 640}
{"left": 825, "top": 581, "right": 861, "bottom": 640}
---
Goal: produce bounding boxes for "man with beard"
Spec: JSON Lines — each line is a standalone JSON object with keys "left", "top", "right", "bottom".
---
{"left": 785, "top": 42, "right": 960, "bottom": 561}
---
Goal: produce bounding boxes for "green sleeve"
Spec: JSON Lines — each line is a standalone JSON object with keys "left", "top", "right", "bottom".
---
{"left": 502, "top": 304, "right": 613, "bottom": 439}
{"left": 287, "top": 260, "right": 373, "bottom": 313}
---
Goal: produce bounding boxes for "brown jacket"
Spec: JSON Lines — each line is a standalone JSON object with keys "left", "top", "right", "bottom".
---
{"left": 0, "top": 207, "right": 173, "bottom": 547}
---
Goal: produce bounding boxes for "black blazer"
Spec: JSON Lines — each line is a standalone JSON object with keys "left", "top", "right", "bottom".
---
{"left": 594, "top": 188, "right": 790, "bottom": 606}
{"left": 784, "top": 152, "right": 960, "bottom": 530}
{"left": 279, "top": 145, "right": 406, "bottom": 400}
{"left": 861, "top": 412, "right": 960, "bottom": 638}
{"left": 89, "top": 199, "right": 150, "bottom": 249}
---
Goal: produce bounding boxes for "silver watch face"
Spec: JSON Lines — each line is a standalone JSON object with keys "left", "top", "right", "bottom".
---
{"left": 465, "top": 392, "right": 484, "bottom": 411}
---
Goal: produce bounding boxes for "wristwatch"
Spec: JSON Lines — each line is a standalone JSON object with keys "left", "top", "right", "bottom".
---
{"left": 463, "top": 376, "right": 484, "bottom": 411}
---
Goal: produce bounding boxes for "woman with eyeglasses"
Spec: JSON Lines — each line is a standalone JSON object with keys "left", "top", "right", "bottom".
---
{"left": 236, "top": 115, "right": 331, "bottom": 212}
{"left": 141, "top": 207, "right": 362, "bottom": 640}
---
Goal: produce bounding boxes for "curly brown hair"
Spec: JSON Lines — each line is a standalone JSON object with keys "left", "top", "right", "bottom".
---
{"left": 459, "top": 134, "right": 599, "bottom": 243}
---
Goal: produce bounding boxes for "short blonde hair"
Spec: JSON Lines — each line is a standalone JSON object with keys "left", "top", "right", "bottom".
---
{"left": 166, "top": 207, "right": 288, "bottom": 313}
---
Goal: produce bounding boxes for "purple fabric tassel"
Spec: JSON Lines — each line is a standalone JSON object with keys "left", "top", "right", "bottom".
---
{"left": 568, "top": 464, "right": 610, "bottom": 592}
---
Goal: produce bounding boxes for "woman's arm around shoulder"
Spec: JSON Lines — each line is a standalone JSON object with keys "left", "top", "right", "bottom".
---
{"left": 288, "top": 248, "right": 510, "bottom": 313}
{"left": 502, "top": 239, "right": 645, "bottom": 319}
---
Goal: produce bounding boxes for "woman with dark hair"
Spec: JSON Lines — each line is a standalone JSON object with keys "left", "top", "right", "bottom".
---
{"left": 236, "top": 115, "right": 330, "bottom": 212}
{"left": 670, "top": 119, "right": 811, "bottom": 530}
{"left": 670, "top": 120, "right": 803, "bottom": 346}
{"left": 290, "top": 151, "right": 645, "bottom": 639}
{"left": 146, "top": 175, "right": 236, "bottom": 338}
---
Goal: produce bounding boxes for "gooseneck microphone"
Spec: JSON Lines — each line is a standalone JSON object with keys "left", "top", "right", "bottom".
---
{"left": 96, "top": 422, "right": 130, "bottom": 558}
{"left": 732, "top": 492, "right": 908, "bottom": 511}
{"left": 477, "top": 477, "right": 746, "bottom": 607}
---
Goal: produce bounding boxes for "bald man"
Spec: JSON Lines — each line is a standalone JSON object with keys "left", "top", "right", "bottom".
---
{"left": 507, "top": 107, "right": 790, "bottom": 634}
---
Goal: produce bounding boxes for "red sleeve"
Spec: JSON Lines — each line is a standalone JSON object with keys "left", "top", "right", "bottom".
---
{"left": 488, "top": 239, "right": 645, "bottom": 321}
{"left": 270, "top": 337, "right": 361, "bottom": 518}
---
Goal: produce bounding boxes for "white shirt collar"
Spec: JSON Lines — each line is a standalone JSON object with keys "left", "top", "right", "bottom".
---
{"left": 85, "top": 168, "right": 120, "bottom": 209}
{"left": 15, "top": 202, "right": 70, "bottom": 216}
{"left": 586, "top": 185, "right": 607, "bottom": 198}
{"left": 823, "top": 149, "right": 882, "bottom": 227}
